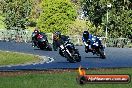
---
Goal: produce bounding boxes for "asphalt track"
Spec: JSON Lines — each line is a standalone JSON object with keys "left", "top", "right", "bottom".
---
{"left": 0, "top": 41, "right": 132, "bottom": 70}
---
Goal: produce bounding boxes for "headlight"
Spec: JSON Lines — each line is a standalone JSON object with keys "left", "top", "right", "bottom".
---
{"left": 96, "top": 43, "right": 99, "bottom": 46}
{"left": 84, "top": 42, "right": 88, "bottom": 46}
{"left": 95, "top": 42, "right": 99, "bottom": 46}
{"left": 93, "top": 42, "right": 98, "bottom": 46}
{"left": 93, "top": 43, "right": 96, "bottom": 45}
{"left": 85, "top": 43, "right": 88, "bottom": 46}
{"left": 92, "top": 38, "right": 95, "bottom": 41}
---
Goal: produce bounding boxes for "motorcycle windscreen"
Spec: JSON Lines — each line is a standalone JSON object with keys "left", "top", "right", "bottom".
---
{"left": 37, "top": 35, "right": 47, "bottom": 42}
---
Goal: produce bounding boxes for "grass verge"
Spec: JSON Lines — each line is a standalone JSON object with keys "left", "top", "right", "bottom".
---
{"left": 0, "top": 51, "right": 41, "bottom": 66}
{"left": 0, "top": 68, "right": 131, "bottom": 88}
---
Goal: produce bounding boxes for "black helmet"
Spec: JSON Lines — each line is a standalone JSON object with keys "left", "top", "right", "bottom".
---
{"left": 83, "top": 31, "right": 89, "bottom": 39}
{"left": 55, "top": 31, "right": 61, "bottom": 35}
{"left": 55, "top": 31, "right": 61, "bottom": 38}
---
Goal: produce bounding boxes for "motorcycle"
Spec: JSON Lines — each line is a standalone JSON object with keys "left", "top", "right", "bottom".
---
{"left": 59, "top": 41, "right": 81, "bottom": 63}
{"left": 84, "top": 36, "right": 106, "bottom": 59}
{"left": 32, "top": 33, "right": 52, "bottom": 51}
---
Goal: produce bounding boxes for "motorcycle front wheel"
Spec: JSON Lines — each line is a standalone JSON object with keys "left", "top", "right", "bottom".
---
{"left": 98, "top": 48, "right": 106, "bottom": 59}
{"left": 85, "top": 46, "right": 89, "bottom": 53}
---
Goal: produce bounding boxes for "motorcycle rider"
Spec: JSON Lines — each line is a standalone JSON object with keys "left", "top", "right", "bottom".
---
{"left": 82, "top": 31, "right": 92, "bottom": 52}
{"left": 32, "top": 28, "right": 48, "bottom": 47}
{"left": 32, "top": 28, "right": 40, "bottom": 47}
{"left": 53, "top": 31, "right": 62, "bottom": 51}
{"left": 53, "top": 31, "right": 70, "bottom": 51}
{"left": 82, "top": 31, "right": 102, "bottom": 54}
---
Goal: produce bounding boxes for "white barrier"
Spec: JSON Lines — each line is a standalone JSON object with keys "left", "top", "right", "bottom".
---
{"left": 0, "top": 30, "right": 131, "bottom": 47}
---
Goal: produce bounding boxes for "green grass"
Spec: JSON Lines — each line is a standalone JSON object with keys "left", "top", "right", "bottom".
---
{"left": 0, "top": 51, "right": 41, "bottom": 65}
{"left": 0, "top": 68, "right": 132, "bottom": 88}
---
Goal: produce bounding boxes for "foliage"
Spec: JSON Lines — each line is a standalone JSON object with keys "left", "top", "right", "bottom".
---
{"left": 81, "top": 0, "right": 132, "bottom": 38}
{"left": 105, "top": 0, "right": 132, "bottom": 38}
{"left": 37, "top": 0, "right": 77, "bottom": 33}
{"left": 67, "top": 19, "right": 105, "bottom": 38}
{"left": 1, "top": 0, "right": 32, "bottom": 30}
{"left": 1, "top": 0, "right": 131, "bottom": 38}
{"left": 81, "top": 0, "right": 107, "bottom": 28}
{"left": 0, "top": 1, "right": 5, "bottom": 29}
{"left": 0, "top": 15, "right": 5, "bottom": 29}
{"left": 67, "top": 19, "right": 87, "bottom": 35}
{"left": 28, "top": 0, "right": 42, "bottom": 27}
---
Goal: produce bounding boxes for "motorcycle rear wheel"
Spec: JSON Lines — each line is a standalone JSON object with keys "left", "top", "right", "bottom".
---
{"left": 66, "top": 54, "right": 75, "bottom": 63}
{"left": 98, "top": 48, "right": 106, "bottom": 59}
{"left": 46, "top": 45, "right": 52, "bottom": 51}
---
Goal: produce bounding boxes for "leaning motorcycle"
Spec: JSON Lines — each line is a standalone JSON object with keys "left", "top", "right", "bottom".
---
{"left": 33, "top": 33, "right": 52, "bottom": 51}
{"left": 84, "top": 37, "right": 106, "bottom": 59}
{"left": 59, "top": 41, "right": 81, "bottom": 63}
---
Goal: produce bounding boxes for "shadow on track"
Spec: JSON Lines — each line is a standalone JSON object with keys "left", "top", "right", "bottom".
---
{"left": 57, "top": 62, "right": 71, "bottom": 63}
{"left": 34, "top": 49, "right": 41, "bottom": 50}
{"left": 33, "top": 48, "right": 53, "bottom": 51}
{"left": 85, "top": 56, "right": 100, "bottom": 58}
{"left": 56, "top": 61, "right": 81, "bottom": 64}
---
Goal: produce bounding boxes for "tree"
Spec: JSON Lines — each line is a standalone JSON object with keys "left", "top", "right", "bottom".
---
{"left": 67, "top": 19, "right": 105, "bottom": 36}
{"left": 81, "top": 0, "right": 106, "bottom": 27}
{"left": 81, "top": 0, "right": 132, "bottom": 38}
{"left": 37, "top": 0, "right": 77, "bottom": 33}
{"left": 67, "top": 19, "right": 88, "bottom": 35}
{"left": 103, "top": 0, "right": 132, "bottom": 38}
{"left": 28, "top": 0, "right": 42, "bottom": 27}
{"left": 1, "top": 0, "right": 32, "bottom": 30}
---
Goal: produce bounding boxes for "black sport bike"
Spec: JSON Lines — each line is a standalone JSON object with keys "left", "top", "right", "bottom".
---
{"left": 59, "top": 41, "right": 81, "bottom": 63}
{"left": 84, "top": 37, "right": 106, "bottom": 59}
{"left": 32, "top": 33, "right": 52, "bottom": 51}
